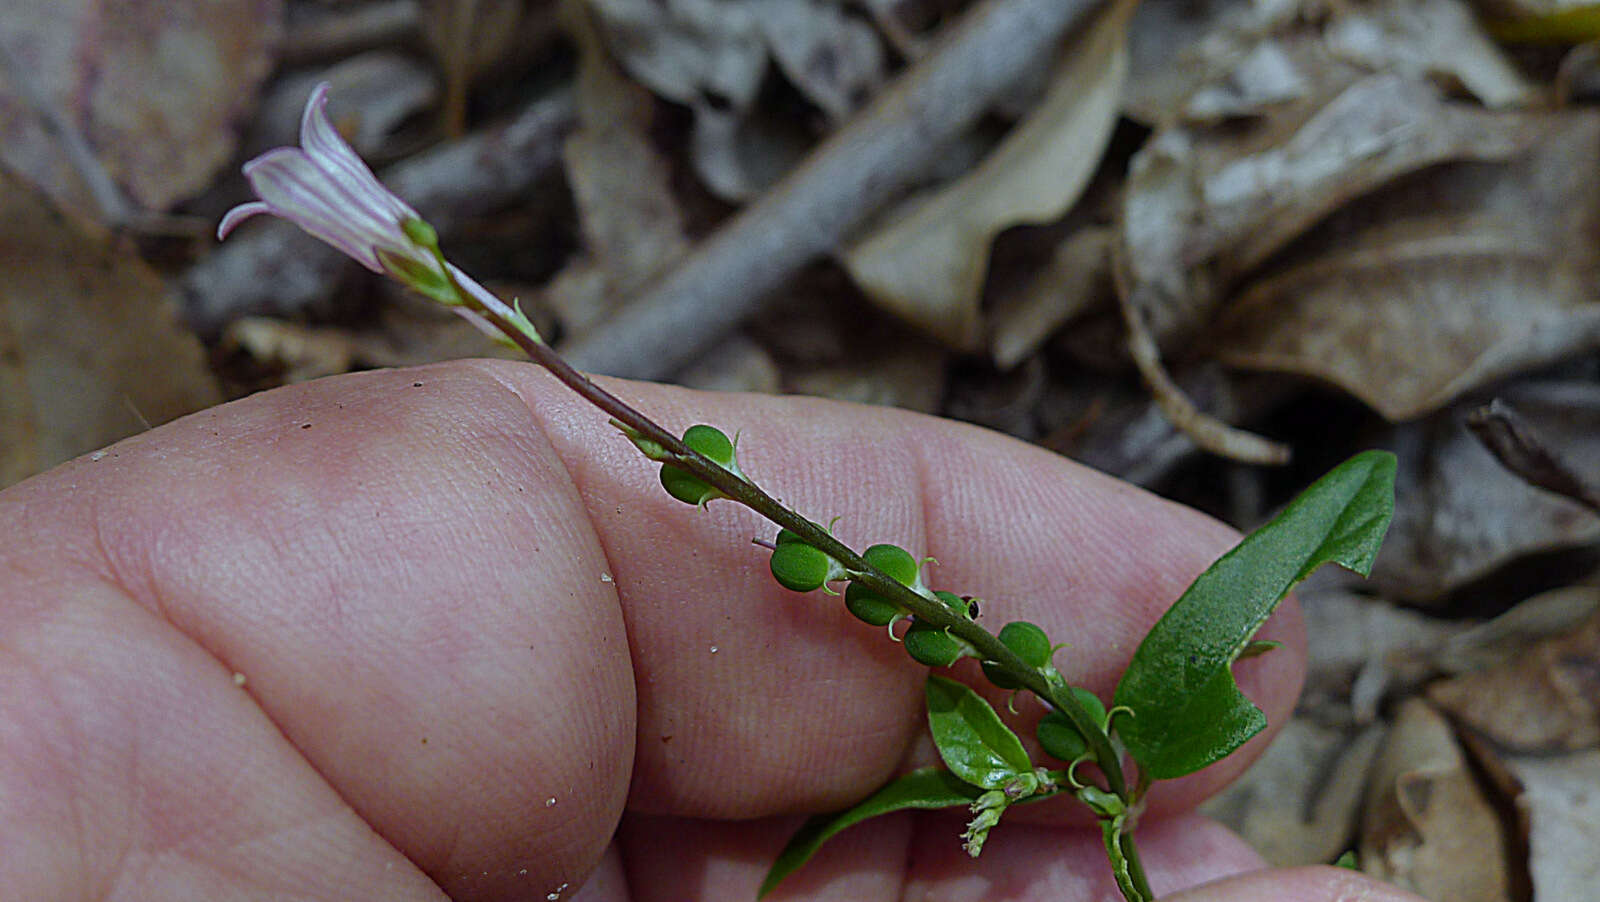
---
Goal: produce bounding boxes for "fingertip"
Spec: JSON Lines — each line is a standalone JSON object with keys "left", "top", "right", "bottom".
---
{"left": 1164, "top": 865, "right": 1431, "bottom": 902}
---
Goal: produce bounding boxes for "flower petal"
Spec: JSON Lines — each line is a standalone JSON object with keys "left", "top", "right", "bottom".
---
{"left": 217, "top": 201, "right": 272, "bottom": 240}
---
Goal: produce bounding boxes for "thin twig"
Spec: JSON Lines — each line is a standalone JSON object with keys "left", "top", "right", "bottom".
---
{"left": 1121, "top": 289, "right": 1292, "bottom": 466}
{"left": 561, "top": 0, "right": 1107, "bottom": 380}
{"left": 1467, "top": 398, "right": 1600, "bottom": 514}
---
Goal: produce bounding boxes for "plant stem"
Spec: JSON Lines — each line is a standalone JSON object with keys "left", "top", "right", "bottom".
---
{"left": 469, "top": 301, "right": 1153, "bottom": 901}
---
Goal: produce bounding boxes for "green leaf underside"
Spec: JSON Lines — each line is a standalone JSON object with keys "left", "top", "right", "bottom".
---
{"left": 757, "top": 768, "right": 985, "bottom": 898}
{"left": 1113, "top": 450, "right": 1396, "bottom": 780}
{"left": 925, "top": 676, "right": 1034, "bottom": 789}
{"left": 758, "top": 767, "right": 1066, "bottom": 898}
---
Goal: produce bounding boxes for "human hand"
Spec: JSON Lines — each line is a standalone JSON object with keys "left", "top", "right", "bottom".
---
{"left": 0, "top": 360, "right": 1424, "bottom": 902}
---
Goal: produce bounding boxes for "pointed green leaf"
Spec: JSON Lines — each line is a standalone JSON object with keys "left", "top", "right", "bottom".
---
{"left": 757, "top": 768, "right": 983, "bottom": 898}
{"left": 1114, "top": 450, "right": 1396, "bottom": 779}
{"left": 925, "top": 675, "right": 1033, "bottom": 789}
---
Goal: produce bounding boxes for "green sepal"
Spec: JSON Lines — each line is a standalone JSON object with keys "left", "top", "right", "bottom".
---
{"left": 376, "top": 247, "right": 457, "bottom": 305}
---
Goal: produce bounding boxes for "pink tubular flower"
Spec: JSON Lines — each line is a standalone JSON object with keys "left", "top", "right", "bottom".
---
{"left": 218, "top": 82, "right": 445, "bottom": 291}
{"left": 219, "top": 83, "right": 542, "bottom": 345}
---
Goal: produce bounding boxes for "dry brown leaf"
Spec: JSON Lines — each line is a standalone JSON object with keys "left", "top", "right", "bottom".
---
{"left": 0, "top": 171, "right": 219, "bottom": 488}
{"left": 587, "top": 0, "right": 884, "bottom": 200}
{"left": 548, "top": 0, "right": 692, "bottom": 335}
{"left": 1505, "top": 750, "right": 1600, "bottom": 899}
{"left": 1124, "top": 0, "right": 1297, "bottom": 127}
{"left": 1121, "top": 71, "right": 1539, "bottom": 346}
{"left": 1201, "top": 719, "right": 1386, "bottom": 866}
{"left": 989, "top": 226, "right": 1114, "bottom": 370}
{"left": 0, "top": 0, "right": 281, "bottom": 216}
{"left": 1298, "top": 585, "right": 1464, "bottom": 721}
{"left": 1360, "top": 698, "right": 1515, "bottom": 902}
{"left": 1427, "top": 607, "right": 1600, "bottom": 753}
{"left": 1324, "top": 0, "right": 1535, "bottom": 109}
{"left": 841, "top": 0, "right": 1136, "bottom": 350}
{"left": 1436, "top": 585, "right": 1600, "bottom": 674}
{"left": 752, "top": 0, "right": 885, "bottom": 122}
{"left": 1214, "top": 111, "right": 1600, "bottom": 422}
{"left": 1374, "top": 385, "right": 1600, "bottom": 602}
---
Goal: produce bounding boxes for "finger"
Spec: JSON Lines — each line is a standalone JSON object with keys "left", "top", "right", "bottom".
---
{"left": 0, "top": 552, "right": 447, "bottom": 900}
{"left": 1164, "top": 865, "right": 1431, "bottom": 902}
{"left": 614, "top": 810, "right": 1264, "bottom": 900}
{"left": 3, "top": 363, "right": 636, "bottom": 901}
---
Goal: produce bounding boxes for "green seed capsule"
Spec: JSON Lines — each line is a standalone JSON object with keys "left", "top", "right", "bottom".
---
{"left": 862, "top": 544, "right": 919, "bottom": 586}
{"left": 659, "top": 425, "right": 741, "bottom": 506}
{"left": 683, "top": 424, "right": 735, "bottom": 465}
{"left": 770, "top": 541, "right": 834, "bottom": 593}
{"left": 904, "top": 620, "right": 965, "bottom": 667}
{"left": 775, "top": 528, "right": 805, "bottom": 545}
{"left": 982, "top": 620, "right": 1051, "bottom": 689}
{"left": 660, "top": 466, "right": 716, "bottom": 505}
{"left": 1036, "top": 688, "right": 1108, "bottom": 762}
{"left": 999, "top": 621, "right": 1051, "bottom": 666}
{"left": 844, "top": 583, "right": 901, "bottom": 626}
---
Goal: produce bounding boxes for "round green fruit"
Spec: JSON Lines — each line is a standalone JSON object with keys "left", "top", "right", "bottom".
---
{"left": 1036, "top": 688, "right": 1108, "bottom": 762}
{"left": 682, "top": 424, "right": 735, "bottom": 465}
{"left": 770, "top": 541, "right": 833, "bottom": 593}
{"left": 904, "top": 621, "right": 965, "bottom": 667}
{"left": 862, "top": 543, "right": 918, "bottom": 586}
{"left": 844, "top": 583, "right": 901, "bottom": 626}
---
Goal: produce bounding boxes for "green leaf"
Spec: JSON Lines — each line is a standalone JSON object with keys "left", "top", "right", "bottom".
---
{"left": 1113, "top": 450, "right": 1396, "bottom": 779}
{"left": 925, "top": 675, "right": 1033, "bottom": 788}
{"left": 757, "top": 768, "right": 984, "bottom": 898}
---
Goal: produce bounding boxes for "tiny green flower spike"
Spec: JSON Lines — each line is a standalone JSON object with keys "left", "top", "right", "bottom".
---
{"left": 218, "top": 82, "right": 540, "bottom": 347}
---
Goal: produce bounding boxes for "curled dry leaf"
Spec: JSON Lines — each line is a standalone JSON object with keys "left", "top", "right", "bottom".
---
{"left": 1427, "top": 606, "right": 1600, "bottom": 753}
{"left": 1324, "top": 0, "right": 1534, "bottom": 109}
{"left": 0, "top": 172, "right": 220, "bottom": 488}
{"left": 1213, "top": 111, "right": 1600, "bottom": 422}
{"left": 1468, "top": 399, "right": 1600, "bottom": 513}
{"left": 988, "top": 226, "right": 1114, "bottom": 370}
{"left": 0, "top": 0, "right": 281, "bottom": 217}
{"left": 586, "top": 0, "right": 885, "bottom": 200}
{"left": 1360, "top": 699, "right": 1515, "bottom": 902}
{"left": 1121, "top": 71, "right": 1538, "bottom": 347}
{"left": 1374, "top": 385, "right": 1600, "bottom": 602}
{"left": 842, "top": 0, "right": 1137, "bottom": 350}
{"left": 1505, "top": 749, "right": 1600, "bottom": 900}
{"left": 1201, "top": 718, "right": 1386, "bottom": 866}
